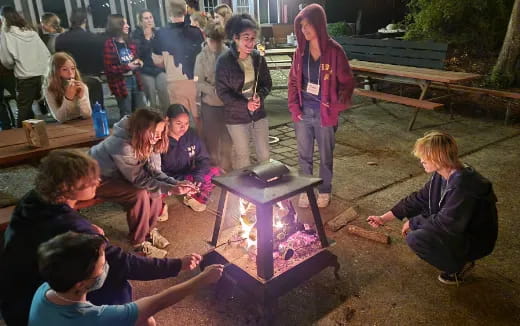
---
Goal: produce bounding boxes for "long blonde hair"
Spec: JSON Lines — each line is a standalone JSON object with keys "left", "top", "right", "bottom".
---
{"left": 412, "top": 131, "right": 463, "bottom": 170}
{"left": 128, "top": 109, "right": 169, "bottom": 161}
{"left": 44, "top": 52, "right": 82, "bottom": 107}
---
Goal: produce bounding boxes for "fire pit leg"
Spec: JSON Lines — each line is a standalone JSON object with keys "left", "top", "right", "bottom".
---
{"left": 306, "top": 189, "right": 330, "bottom": 248}
{"left": 211, "top": 189, "right": 228, "bottom": 246}
{"left": 256, "top": 203, "right": 274, "bottom": 280}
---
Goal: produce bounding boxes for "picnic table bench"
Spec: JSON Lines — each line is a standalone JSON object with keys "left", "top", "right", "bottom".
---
{"left": 0, "top": 118, "right": 105, "bottom": 167}
{"left": 264, "top": 47, "right": 295, "bottom": 70}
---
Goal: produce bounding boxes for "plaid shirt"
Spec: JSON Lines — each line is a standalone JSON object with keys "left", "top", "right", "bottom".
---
{"left": 103, "top": 38, "right": 143, "bottom": 98}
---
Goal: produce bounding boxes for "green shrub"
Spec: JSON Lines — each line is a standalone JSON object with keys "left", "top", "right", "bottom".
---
{"left": 327, "top": 22, "right": 353, "bottom": 37}
{"left": 404, "top": 0, "right": 514, "bottom": 51}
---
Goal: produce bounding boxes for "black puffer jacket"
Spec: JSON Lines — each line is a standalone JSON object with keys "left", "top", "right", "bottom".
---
{"left": 391, "top": 165, "right": 498, "bottom": 261}
{"left": 215, "top": 42, "right": 272, "bottom": 125}
{"left": 131, "top": 26, "right": 164, "bottom": 77}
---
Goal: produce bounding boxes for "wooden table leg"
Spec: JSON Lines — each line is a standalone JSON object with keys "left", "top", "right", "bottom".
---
{"left": 256, "top": 203, "right": 274, "bottom": 280}
{"left": 306, "top": 189, "right": 329, "bottom": 248}
{"left": 408, "top": 80, "right": 431, "bottom": 131}
{"left": 211, "top": 188, "right": 228, "bottom": 246}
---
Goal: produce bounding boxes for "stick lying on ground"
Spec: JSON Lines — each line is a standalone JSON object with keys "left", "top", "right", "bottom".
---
{"left": 346, "top": 225, "right": 390, "bottom": 244}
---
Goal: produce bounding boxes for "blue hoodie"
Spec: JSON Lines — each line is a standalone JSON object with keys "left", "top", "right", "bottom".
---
{"left": 89, "top": 116, "right": 178, "bottom": 193}
{"left": 0, "top": 190, "right": 182, "bottom": 325}
{"left": 161, "top": 128, "right": 210, "bottom": 182}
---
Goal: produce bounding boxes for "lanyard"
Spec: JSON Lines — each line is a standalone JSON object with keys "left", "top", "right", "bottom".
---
{"left": 307, "top": 49, "right": 321, "bottom": 86}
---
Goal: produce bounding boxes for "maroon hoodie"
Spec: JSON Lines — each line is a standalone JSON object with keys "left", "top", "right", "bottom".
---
{"left": 288, "top": 4, "right": 355, "bottom": 127}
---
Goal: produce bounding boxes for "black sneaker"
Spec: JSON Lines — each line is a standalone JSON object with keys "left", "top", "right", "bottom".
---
{"left": 438, "top": 261, "right": 475, "bottom": 286}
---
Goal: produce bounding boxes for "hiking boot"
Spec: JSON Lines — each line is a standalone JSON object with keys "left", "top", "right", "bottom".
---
{"left": 183, "top": 196, "right": 207, "bottom": 212}
{"left": 298, "top": 193, "right": 310, "bottom": 208}
{"left": 317, "top": 193, "right": 331, "bottom": 208}
{"left": 438, "top": 261, "right": 476, "bottom": 286}
{"left": 134, "top": 241, "right": 167, "bottom": 259}
{"left": 158, "top": 203, "right": 168, "bottom": 222}
{"left": 149, "top": 228, "right": 170, "bottom": 249}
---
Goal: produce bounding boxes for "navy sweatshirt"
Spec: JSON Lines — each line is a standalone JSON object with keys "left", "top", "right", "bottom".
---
{"left": 0, "top": 190, "right": 182, "bottom": 325}
{"left": 391, "top": 166, "right": 498, "bottom": 261}
{"left": 161, "top": 129, "right": 210, "bottom": 182}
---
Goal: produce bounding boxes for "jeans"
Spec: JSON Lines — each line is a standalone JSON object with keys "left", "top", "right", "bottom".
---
{"left": 294, "top": 106, "right": 336, "bottom": 193}
{"left": 141, "top": 72, "right": 169, "bottom": 113}
{"left": 226, "top": 118, "right": 270, "bottom": 169}
{"left": 116, "top": 75, "right": 146, "bottom": 118}
{"left": 201, "top": 103, "right": 232, "bottom": 171}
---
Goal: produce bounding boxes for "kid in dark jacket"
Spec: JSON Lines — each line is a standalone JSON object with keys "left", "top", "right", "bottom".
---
{"left": 367, "top": 131, "right": 498, "bottom": 285}
{"left": 215, "top": 13, "right": 272, "bottom": 169}
{"left": 288, "top": 4, "right": 355, "bottom": 208}
{"left": 161, "top": 104, "right": 219, "bottom": 212}
{"left": 104, "top": 14, "right": 146, "bottom": 118}
{"left": 0, "top": 149, "right": 202, "bottom": 326}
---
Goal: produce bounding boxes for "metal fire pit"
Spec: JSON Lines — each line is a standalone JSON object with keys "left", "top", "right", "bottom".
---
{"left": 204, "top": 167, "right": 340, "bottom": 320}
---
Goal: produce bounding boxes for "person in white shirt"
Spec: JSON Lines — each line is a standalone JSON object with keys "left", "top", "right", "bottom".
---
{"left": 44, "top": 52, "right": 92, "bottom": 123}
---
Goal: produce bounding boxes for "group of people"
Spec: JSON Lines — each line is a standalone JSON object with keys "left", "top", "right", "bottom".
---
{"left": 0, "top": 1, "right": 499, "bottom": 325}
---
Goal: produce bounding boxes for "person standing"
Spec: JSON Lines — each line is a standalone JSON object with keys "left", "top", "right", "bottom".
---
{"left": 213, "top": 4, "right": 233, "bottom": 27}
{"left": 288, "top": 4, "right": 355, "bottom": 208}
{"left": 104, "top": 14, "right": 146, "bottom": 118}
{"left": 152, "top": 0, "right": 204, "bottom": 128}
{"left": 131, "top": 9, "right": 169, "bottom": 113}
{"left": 55, "top": 8, "right": 106, "bottom": 107}
{"left": 0, "top": 6, "right": 50, "bottom": 127}
{"left": 367, "top": 131, "right": 498, "bottom": 285}
{"left": 215, "top": 14, "right": 272, "bottom": 169}
{"left": 194, "top": 22, "right": 232, "bottom": 171}
{"left": 38, "top": 12, "right": 63, "bottom": 53}
{"left": 43, "top": 52, "right": 91, "bottom": 122}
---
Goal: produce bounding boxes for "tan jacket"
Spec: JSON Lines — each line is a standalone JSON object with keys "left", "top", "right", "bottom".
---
{"left": 194, "top": 43, "right": 227, "bottom": 107}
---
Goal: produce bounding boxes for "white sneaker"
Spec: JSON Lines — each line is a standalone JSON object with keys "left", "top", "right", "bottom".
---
{"left": 149, "top": 228, "right": 170, "bottom": 249}
{"left": 157, "top": 203, "right": 168, "bottom": 222}
{"left": 317, "top": 193, "right": 331, "bottom": 208}
{"left": 134, "top": 241, "right": 167, "bottom": 258}
{"left": 298, "top": 193, "right": 310, "bottom": 208}
{"left": 183, "top": 196, "right": 207, "bottom": 212}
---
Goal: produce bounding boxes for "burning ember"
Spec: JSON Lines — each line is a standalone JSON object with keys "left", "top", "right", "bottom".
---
{"left": 231, "top": 198, "right": 320, "bottom": 263}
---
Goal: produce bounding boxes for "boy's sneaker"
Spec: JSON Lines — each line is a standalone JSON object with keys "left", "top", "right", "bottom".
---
{"left": 298, "top": 193, "right": 310, "bottom": 208}
{"left": 158, "top": 203, "right": 168, "bottom": 222}
{"left": 183, "top": 196, "right": 207, "bottom": 212}
{"left": 438, "top": 261, "right": 476, "bottom": 286}
{"left": 134, "top": 241, "right": 167, "bottom": 259}
{"left": 149, "top": 228, "right": 170, "bottom": 249}
{"left": 317, "top": 193, "right": 331, "bottom": 208}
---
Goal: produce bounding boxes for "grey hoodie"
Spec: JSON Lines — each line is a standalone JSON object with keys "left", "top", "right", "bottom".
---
{"left": 89, "top": 116, "right": 178, "bottom": 194}
{"left": 194, "top": 42, "right": 227, "bottom": 107}
{"left": 0, "top": 26, "right": 50, "bottom": 78}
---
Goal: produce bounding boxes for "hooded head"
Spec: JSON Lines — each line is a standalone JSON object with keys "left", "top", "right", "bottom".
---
{"left": 294, "top": 4, "right": 329, "bottom": 52}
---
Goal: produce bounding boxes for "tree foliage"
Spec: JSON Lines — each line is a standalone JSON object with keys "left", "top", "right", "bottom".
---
{"left": 404, "top": 0, "right": 514, "bottom": 50}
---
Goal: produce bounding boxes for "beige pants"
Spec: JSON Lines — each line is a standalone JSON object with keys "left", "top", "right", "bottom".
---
{"left": 167, "top": 79, "right": 198, "bottom": 118}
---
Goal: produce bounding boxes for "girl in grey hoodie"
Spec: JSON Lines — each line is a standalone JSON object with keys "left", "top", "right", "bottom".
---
{"left": 0, "top": 6, "right": 50, "bottom": 127}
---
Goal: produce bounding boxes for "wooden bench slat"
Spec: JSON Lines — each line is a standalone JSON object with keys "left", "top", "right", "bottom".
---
{"left": 354, "top": 88, "right": 444, "bottom": 110}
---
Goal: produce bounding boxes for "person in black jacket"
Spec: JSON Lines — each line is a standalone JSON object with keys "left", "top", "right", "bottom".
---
{"left": 131, "top": 10, "right": 169, "bottom": 112}
{"left": 215, "top": 14, "right": 272, "bottom": 169}
{"left": 0, "top": 149, "right": 202, "bottom": 326}
{"left": 55, "top": 8, "right": 106, "bottom": 106}
{"left": 367, "top": 131, "right": 498, "bottom": 285}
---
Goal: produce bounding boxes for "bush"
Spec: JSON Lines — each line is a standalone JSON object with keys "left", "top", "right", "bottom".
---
{"left": 327, "top": 22, "right": 353, "bottom": 37}
{"left": 404, "top": 0, "right": 514, "bottom": 51}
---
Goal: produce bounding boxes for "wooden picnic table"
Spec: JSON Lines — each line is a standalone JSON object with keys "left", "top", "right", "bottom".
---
{"left": 349, "top": 60, "right": 481, "bottom": 130}
{"left": 264, "top": 47, "right": 296, "bottom": 56}
{"left": 0, "top": 118, "right": 105, "bottom": 167}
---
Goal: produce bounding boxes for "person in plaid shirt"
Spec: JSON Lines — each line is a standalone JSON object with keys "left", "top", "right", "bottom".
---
{"left": 103, "top": 14, "right": 145, "bottom": 118}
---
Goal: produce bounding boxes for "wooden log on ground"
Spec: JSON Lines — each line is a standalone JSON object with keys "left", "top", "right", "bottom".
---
{"left": 326, "top": 206, "right": 359, "bottom": 232}
{"left": 346, "top": 225, "right": 390, "bottom": 244}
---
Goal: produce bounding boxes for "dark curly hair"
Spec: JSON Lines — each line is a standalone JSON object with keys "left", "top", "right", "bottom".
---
{"left": 224, "top": 13, "right": 258, "bottom": 40}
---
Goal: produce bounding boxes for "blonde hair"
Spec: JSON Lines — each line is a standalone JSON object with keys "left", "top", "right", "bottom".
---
{"left": 35, "top": 149, "right": 100, "bottom": 204}
{"left": 44, "top": 52, "right": 82, "bottom": 107}
{"left": 128, "top": 109, "right": 169, "bottom": 161}
{"left": 190, "top": 11, "right": 208, "bottom": 30}
{"left": 412, "top": 131, "right": 463, "bottom": 170}
{"left": 168, "top": 0, "right": 187, "bottom": 18}
{"left": 214, "top": 4, "right": 233, "bottom": 25}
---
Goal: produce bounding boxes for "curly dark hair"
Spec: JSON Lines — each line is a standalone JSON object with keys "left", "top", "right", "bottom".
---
{"left": 225, "top": 13, "right": 258, "bottom": 40}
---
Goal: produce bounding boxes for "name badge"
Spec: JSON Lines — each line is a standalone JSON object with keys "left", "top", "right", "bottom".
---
{"left": 306, "top": 82, "right": 320, "bottom": 96}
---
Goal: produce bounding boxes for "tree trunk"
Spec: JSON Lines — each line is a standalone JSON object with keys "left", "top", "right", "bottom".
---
{"left": 491, "top": 0, "right": 520, "bottom": 87}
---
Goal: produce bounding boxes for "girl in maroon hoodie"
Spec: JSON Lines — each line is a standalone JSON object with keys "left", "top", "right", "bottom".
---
{"left": 288, "top": 4, "right": 355, "bottom": 208}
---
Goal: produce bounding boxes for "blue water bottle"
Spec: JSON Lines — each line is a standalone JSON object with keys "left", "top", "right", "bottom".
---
{"left": 92, "top": 102, "right": 109, "bottom": 138}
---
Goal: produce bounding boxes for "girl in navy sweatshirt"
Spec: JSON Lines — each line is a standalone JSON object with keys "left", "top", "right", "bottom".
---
{"left": 161, "top": 104, "right": 219, "bottom": 212}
